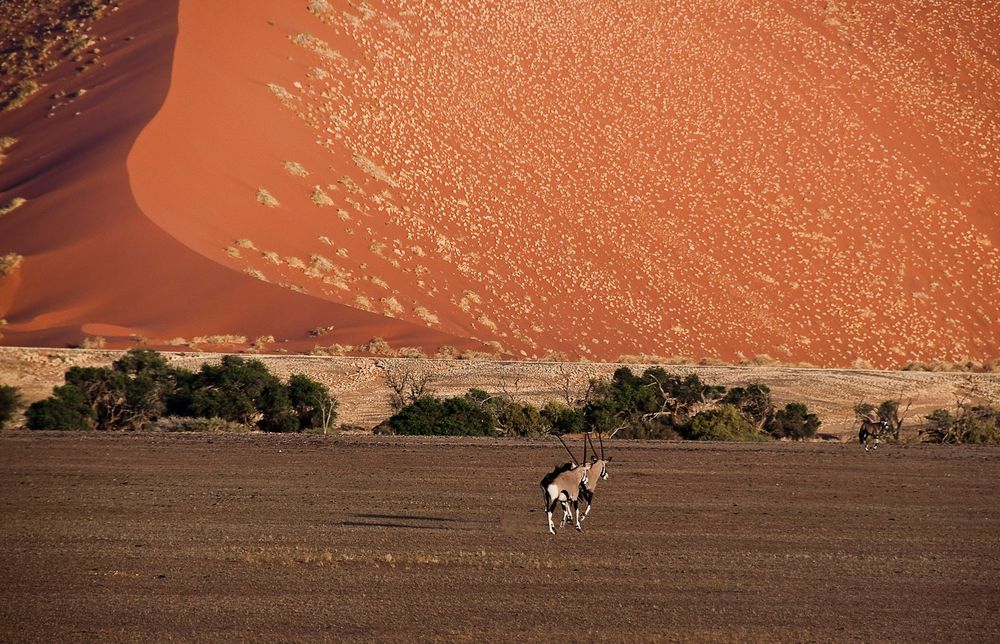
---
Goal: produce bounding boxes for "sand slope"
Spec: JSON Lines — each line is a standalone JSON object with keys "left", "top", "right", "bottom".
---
{"left": 2, "top": 1, "right": 999, "bottom": 366}
{"left": 0, "top": 0, "right": 480, "bottom": 355}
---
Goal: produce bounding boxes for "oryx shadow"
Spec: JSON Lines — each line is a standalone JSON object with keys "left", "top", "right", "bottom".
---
{"left": 338, "top": 513, "right": 459, "bottom": 530}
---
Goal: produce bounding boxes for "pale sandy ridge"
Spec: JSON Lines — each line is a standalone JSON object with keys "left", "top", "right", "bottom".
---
{"left": 2, "top": 346, "right": 997, "bottom": 439}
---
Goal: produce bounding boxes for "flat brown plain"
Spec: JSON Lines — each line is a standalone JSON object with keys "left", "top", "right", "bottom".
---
{"left": 1, "top": 432, "right": 997, "bottom": 641}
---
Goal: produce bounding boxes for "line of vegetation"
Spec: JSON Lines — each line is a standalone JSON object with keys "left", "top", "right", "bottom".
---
{"left": 4, "top": 352, "right": 997, "bottom": 444}
{"left": 21, "top": 349, "right": 338, "bottom": 433}
{"left": 381, "top": 366, "right": 821, "bottom": 441}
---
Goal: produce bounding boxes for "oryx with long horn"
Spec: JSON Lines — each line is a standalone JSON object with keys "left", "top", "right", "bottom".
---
{"left": 578, "top": 431, "right": 612, "bottom": 522}
{"left": 539, "top": 435, "right": 589, "bottom": 534}
{"left": 858, "top": 411, "right": 890, "bottom": 452}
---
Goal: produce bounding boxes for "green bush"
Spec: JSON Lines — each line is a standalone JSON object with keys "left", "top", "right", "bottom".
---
{"left": 540, "top": 401, "right": 585, "bottom": 435}
{"left": 768, "top": 402, "right": 821, "bottom": 440}
{"left": 721, "top": 383, "right": 775, "bottom": 431}
{"left": 584, "top": 366, "right": 725, "bottom": 439}
{"left": 686, "top": 404, "right": 766, "bottom": 441}
{"left": 922, "top": 405, "right": 1000, "bottom": 444}
{"left": 388, "top": 395, "right": 495, "bottom": 436}
{"left": 0, "top": 384, "right": 23, "bottom": 429}
{"left": 26, "top": 350, "right": 338, "bottom": 433}
{"left": 26, "top": 384, "right": 95, "bottom": 430}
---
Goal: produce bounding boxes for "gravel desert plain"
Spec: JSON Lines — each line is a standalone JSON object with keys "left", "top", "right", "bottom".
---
{"left": 1, "top": 432, "right": 998, "bottom": 641}
{"left": 1, "top": 348, "right": 999, "bottom": 640}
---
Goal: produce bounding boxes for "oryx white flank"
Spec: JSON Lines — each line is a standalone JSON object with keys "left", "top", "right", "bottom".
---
{"left": 540, "top": 463, "right": 589, "bottom": 535}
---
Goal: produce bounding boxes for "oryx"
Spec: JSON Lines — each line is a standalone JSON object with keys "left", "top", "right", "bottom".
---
{"left": 858, "top": 414, "right": 891, "bottom": 451}
{"left": 540, "top": 435, "right": 589, "bottom": 534}
{"left": 578, "top": 432, "right": 611, "bottom": 523}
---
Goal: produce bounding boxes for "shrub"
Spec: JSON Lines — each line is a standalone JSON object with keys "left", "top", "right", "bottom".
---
{"left": 26, "top": 384, "right": 95, "bottom": 430}
{"left": 686, "top": 404, "right": 766, "bottom": 441}
{"left": 540, "top": 401, "right": 585, "bottom": 435}
{"left": 388, "top": 395, "right": 495, "bottom": 436}
{"left": 768, "top": 402, "right": 821, "bottom": 440}
{"left": 585, "top": 366, "right": 724, "bottom": 438}
{"left": 288, "top": 374, "right": 338, "bottom": 432}
{"left": 721, "top": 383, "right": 775, "bottom": 432}
{"left": 921, "top": 405, "right": 1000, "bottom": 444}
{"left": 0, "top": 384, "right": 24, "bottom": 429}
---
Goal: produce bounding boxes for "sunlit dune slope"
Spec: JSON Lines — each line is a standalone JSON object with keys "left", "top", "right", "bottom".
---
{"left": 0, "top": 0, "right": 481, "bottom": 355}
{"left": 3, "top": 1, "right": 999, "bottom": 366}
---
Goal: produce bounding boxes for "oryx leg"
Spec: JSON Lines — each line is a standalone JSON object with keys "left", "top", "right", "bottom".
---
{"left": 579, "top": 489, "right": 594, "bottom": 522}
{"left": 559, "top": 497, "right": 571, "bottom": 527}
{"left": 573, "top": 500, "right": 583, "bottom": 532}
{"left": 543, "top": 487, "right": 556, "bottom": 534}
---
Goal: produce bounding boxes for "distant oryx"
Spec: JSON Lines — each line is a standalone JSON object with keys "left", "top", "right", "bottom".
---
{"left": 540, "top": 435, "right": 589, "bottom": 534}
{"left": 858, "top": 414, "right": 891, "bottom": 452}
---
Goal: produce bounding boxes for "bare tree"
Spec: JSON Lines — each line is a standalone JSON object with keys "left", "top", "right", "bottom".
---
{"left": 382, "top": 361, "right": 435, "bottom": 411}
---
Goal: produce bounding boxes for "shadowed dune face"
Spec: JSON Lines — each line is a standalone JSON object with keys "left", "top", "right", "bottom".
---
{"left": 2, "top": 1, "right": 998, "bottom": 365}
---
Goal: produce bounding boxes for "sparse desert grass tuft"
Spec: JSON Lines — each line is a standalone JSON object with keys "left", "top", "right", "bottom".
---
{"left": 78, "top": 336, "right": 106, "bottom": 349}
{"left": 380, "top": 296, "right": 403, "bottom": 315}
{"left": 396, "top": 346, "right": 427, "bottom": 358}
{"left": 244, "top": 267, "right": 269, "bottom": 282}
{"left": 262, "top": 251, "right": 282, "bottom": 265}
{"left": 354, "top": 296, "right": 374, "bottom": 311}
{"left": 164, "top": 337, "right": 188, "bottom": 346}
{"left": 414, "top": 307, "right": 439, "bottom": 325}
{"left": 224, "top": 246, "right": 241, "bottom": 258}
{"left": 192, "top": 335, "right": 248, "bottom": 346}
{"left": 307, "top": 0, "right": 332, "bottom": 15}
{"left": 0, "top": 136, "right": 16, "bottom": 164}
{"left": 256, "top": 188, "right": 280, "bottom": 208}
{"left": 0, "top": 253, "right": 24, "bottom": 276}
{"left": 309, "top": 325, "right": 336, "bottom": 337}
{"left": 458, "top": 350, "right": 496, "bottom": 361}
{"left": 360, "top": 337, "right": 395, "bottom": 356}
{"left": 352, "top": 153, "right": 399, "bottom": 187}
{"left": 284, "top": 161, "right": 309, "bottom": 176}
{"left": 311, "top": 343, "right": 354, "bottom": 355}
{"left": 0, "top": 198, "right": 27, "bottom": 216}
{"left": 903, "top": 358, "right": 1000, "bottom": 373}
{"left": 285, "top": 256, "right": 306, "bottom": 269}
{"left": 310, "top": 187, "right": 334, "bottom": 207}
{"left": 1, "top": 80, "right": 39, "bottom": 112}
{"left": 235, "top": 238, "right": 257, "bottom": 250}
{"left": 435, "top": 345, "right": 458, "bottom": 359}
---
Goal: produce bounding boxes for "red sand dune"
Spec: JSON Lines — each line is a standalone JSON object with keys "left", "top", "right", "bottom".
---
{"left": 1, "top": 0, "right": 998, "bottom": 366}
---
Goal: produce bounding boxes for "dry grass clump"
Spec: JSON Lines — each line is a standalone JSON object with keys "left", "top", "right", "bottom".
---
{"left": 164, "top": 337, "right": 188, "bottom": 346}
{"left": 155, "top": 417, "right": 252, "bottom": 433}
{"left": 235, "top": 238, "right": 257, "bottom": 250}
{"left": 414, "top": 307, "right": 439, "bottom": 325}
{"left": 262, "top": 251, "right": 282, "bottom": 265}
{"left": 310, "top": 186, "right": 334, "bottom": 207}
{"left": 903, "top": 358, "right": 1000, "bottom": 373}
{"left": 0, "top": 253, "right": 24, "bottom": 276}
{"left": 244, "top": 267, "right": 268, "bottom": 282}
{"left": 311, "top": 343, "right": 354, "bottom": 355}
{"left": 78, "top": 336, "right": 106, "bottom": 349}
{"left": 0, "top": 136, "right": 16, "bottom": 164}
{"left": 1, "top": 80, "right": 39, "bottom": 112}
{"left": 435, "top": 345, "right": 458, "bottom": 359}
{"left": 0, "top": 198, "right": 27, "bottom": 216}
{"left": 352, "top": 154, "right": 399, "bottom": 187}
{"left": 308, "top": 0, "right": 332, "bottom": 15}
{"left": 284, "top": 161, "right": 309, "bottom": 176}
{"left": 192, "top": 335, "right": 248, "bottom": 346}
{"left": 360, "top": 337, "right": 395, "bottom": 356}
{"left": 309, "top": 325, "right": 336, "bottom": 337}
{"left": 459, "top": 350, "right": 496, "bottom": 361}
{"left": 256, "top": 188, "right": 280, "bottom": 208}
{"left": 396, "top": 347, "right": 427, "bottom": 358}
